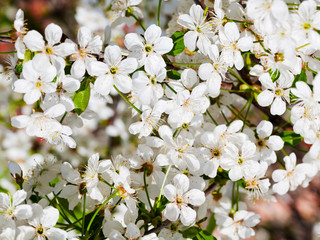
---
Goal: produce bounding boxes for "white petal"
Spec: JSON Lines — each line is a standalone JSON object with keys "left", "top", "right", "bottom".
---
{"left": 257, "top": 90, "right": 274, "bottom": 107}
{"left": 145, "top": 24, "right": 161, "bottom": 44}
{"left": 163, "top": 203, "right": 180, "bottom": 222}
{"left": 256, "top": 120, "right": 273, "bottom": 139}
{"left": 184, "top": 31, "right": 198, "bottom": 52}
{"left": 180, "top": 205, "right": 196, "bottom": 226}
{"left": 114, "top": 75, "right": 132, "bottom": 93}
{"left": 173, "top": 174, "right": 189, "bottom": 194}
{"left": 163, "top": 184, "right": 177, "bottom": 202}
{"left": 184, "top": 189, "right": 205, "bottom": 206}
{"left": 45, "top": 23, "right": 62, "bottom": 46}
{"left": 41, "top": 206, "right": 59, "bottom": 228}
{"left": 23, "top": 30, "right": 45, "bottom": 51}
{"left": 270, "top": 97, "right": 286, "bottom": 115}
{"left": 94, "top": 75, "right": 113, "bottom": 96}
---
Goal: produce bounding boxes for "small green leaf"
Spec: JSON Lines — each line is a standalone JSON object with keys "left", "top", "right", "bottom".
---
{"left": 292, "top": 69, "right": 307, "bottom": 87}
{"left": 278, "top": 131, "right": 303, "bottom": 146}
{"left": 167, "top": 31, "right": 185, "bottom": 56}
{"left": 167, "top": 70, "right": 181, "bottom": 80}
{"left": 72, "top": 77, "right": 91, "bottom": 115}
{"left": 16, "top": 63, "right": 23, "bottom": 74}
{"left": 182, "top": 226, "right": 200, "bottom": 238}
{"left": 269, "top": 69, "right": 280, "bottom": 82}
{"left": 194, "top": 229, "right": 217, "bottom": 240}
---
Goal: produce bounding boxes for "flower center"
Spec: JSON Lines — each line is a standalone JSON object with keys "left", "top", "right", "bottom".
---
{"left": 303, "top": 22, "right": 311, "bottom": 30}
{"left": 36, "top": 81, "right": 42, "bottom": 88}
{"left": 110, "top": 67, "right": 118, "bottom": 75}
{"left": 238, "top": 158, "right": 244, "bottom": 165}
{"left": 36, "top": 226, "right": 45, "bottom": 235}
{"left": 257, "top": 139, "right": 265, "bottom": 148}
{"left": 45, "top": 47, "right": 53, "bottom": 55}
{"left": 274, "top": 52, "right": 284, "bottom": 62}
{"left": 274, "top": 88, "right": 283, "bottom": 96}
{"left": 150, "top": 77, "right": 157, "bottom": 85}
{"left": 211, "top": 148, "right": 221, "bottom": 158}
{"left": 145, "top": 45, "right": 152, "bottom": 53}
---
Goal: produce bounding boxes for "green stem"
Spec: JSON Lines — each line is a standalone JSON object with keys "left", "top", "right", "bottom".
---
{"left": 236, "top": 183, "right": 239, "bottom": 211}
{"left": 273, "top": 121, "right": 290, "bottom": 133}
{"left": 217, "top": 100, "right": 229, "bottom": 125}
{"left": 113, "top": 85, "right": 142, "bottom": 114}
{"left": 144, "top": 169, "right": 153, "bottom": 210}
{"left": 227, "top": 19, "right": 253, "bottom": 25}
{"left": 130, "top": 13, "right": 146, "bottom": 31}
{"left": 157, "top": 0, "right": 162, "bottom": 26}
{"left": 241, "top": 94, "right": 253, "bottom": 131}
{"left": 0, "top": 51, "right": 17, "bottom": 55}
{"left": 206, "top": 110, "right": 218, "bottom": 126}
{"left": 0, "top": 31, "right": 10, "bottom": 36}
{"left": 60, "top": 112, "right": 67, "bottom": 124}
{"left": 227, "top": 101, "right": 250, "bottom": 126}
{"left": 231, "top": 182, "right": 235, "bottom": 211}
{"left": 157, "top": 165, "right": 172, "bottom": 207}
{"left": 81, "top": 192, "right": 87, "bottom": 237}
{"left": 86, "top": 192, "right": 118, "bottom": 234}
{"left": 164, "top": 82, "right": 177, "bottom": 94}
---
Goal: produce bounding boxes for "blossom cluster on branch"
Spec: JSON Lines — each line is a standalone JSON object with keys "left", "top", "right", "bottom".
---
{"left": 1, "top": 0, "right": 320, "bottom": 239}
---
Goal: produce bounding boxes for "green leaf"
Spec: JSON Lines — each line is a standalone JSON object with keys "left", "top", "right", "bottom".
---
{"left": 206, "top": 213, "right": 216, "bottom": 234}
{"left": 167, "top": 70, "right": 181, "bottom": 80}
{"left": 269, "top": 69, "right": 280, "bottom": 82}
{"left": 194, "top": 229, "right": 217, "bottom": 240}
{"left": 182, "top": 226, "right": 200, "bottom": 238}
{"left": 167, "top": 31, "right": 185, "bottom": 56}
{"left": 16, "top": 63, "right": 23, "bottom": 74}
{"left": 278, "top": 131, "right": 303, "bottom": 146}
{"left": 72, "top": 77, "right": 91, "bottom": 115}
{"left": 292, "top": 69, "right": 307, "bottom": 87}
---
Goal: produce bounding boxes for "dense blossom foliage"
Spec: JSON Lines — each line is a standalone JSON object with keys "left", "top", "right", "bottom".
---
{"left": 1, "top": 0, "right": 320, "bottom": 239}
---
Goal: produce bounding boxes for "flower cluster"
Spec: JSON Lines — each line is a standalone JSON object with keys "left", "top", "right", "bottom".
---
{"left": 1, "top": 0, "right": 320, "bottom": 239}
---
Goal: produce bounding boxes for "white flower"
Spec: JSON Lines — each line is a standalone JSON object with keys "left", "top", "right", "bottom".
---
{"left": 0, "top": 190, "right": 32, "bottom": 220}
{"left": 70, "top": 26, "right": 102, "bottom": 79}
{"left": 272, "top": 153, "right": 311, "bottom": 195}
{"left": 42, "top": 73, "right": 80, "bottom": 112}
{"left": 59, "top": 162, "right": 82, "bottom": 210}
{"left": 255, "top": 120, "right": 284, "bottom": 165}
{"left": 88, "top": 44, "right": 137, "bottom": 96}
{"left": 220, "top": 141, "right": 259, "bottom": 181}
{"left": 23, "top": 23, "right": 74, "bottom": 72}
{"left": 124, "top": 24, "right": 173, "bottom": 69}
{"left": 17, "top": 204, "right": 67, "bottom": 240}
{"left": 129, "top": 100, "right": 166, "bottom": 138}
{"left": 163, "top": 174, "right": 205, "bottom": 226}
{"left": 13, "top": 9, "right": 27, "bottom": 59}
{"left": 199, "top": 130, "right": 225, "bottom": 178}
{"left": 247, "top": 0, "right": 289, "bottom": 35}
{"left": 112, "top": 0, "right": 143, "bottom": 19}
{"left": 257, "top": 73, "right": 292, "bottom": 115}
{"left": 11, "top": 103, "right": 65, "bottom": 138}
{"left": 132, "top": 56, "right": 166, "bottom": 105}
{"left": 177, "top": 4, "right": 214, "bottom": 53}
{"left": 219, "top": 22, "right": 253, "bottom": 70}
{"left": 13, "top": 60, "right": 57, "bottom": 104}
{"left": 198, "top": 44, "right": 227, "bottom": 97}
{"left": 216, "top": 210, "right": 260, "bottom": 240}
{"left": 292, "top": 0, "right": 320, "bottom": 50}
{"left": 244, "top": 162, "right": 271, "bottom": 200}
{"left": 82, "top": 153, "right": 112, "bottom": 202}
{"left": 167, "top": 83, "right": 209, "bottom": 128}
